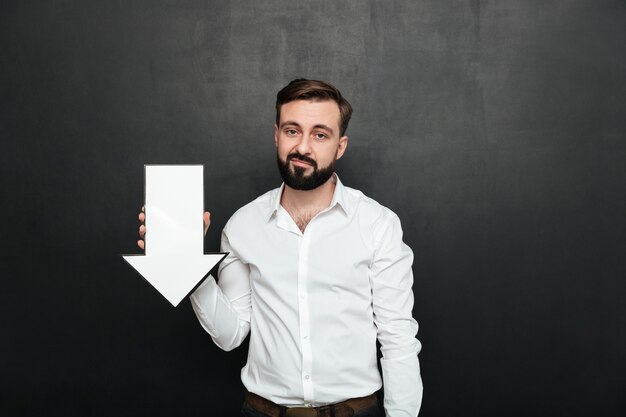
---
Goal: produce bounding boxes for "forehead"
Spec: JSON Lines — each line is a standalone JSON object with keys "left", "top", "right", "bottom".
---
{"left": 279, "top": 100, "right": 341, "bottom": 130}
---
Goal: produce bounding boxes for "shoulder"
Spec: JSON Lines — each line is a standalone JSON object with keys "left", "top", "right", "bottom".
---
{"left": 344, "top": 185, "right": 401, "bottom": 227}
{"left": 223, "top": 187, "right": 278, "bottom": 233}
{"left": 342, "top": 185, "right": 404, "bottom": 250}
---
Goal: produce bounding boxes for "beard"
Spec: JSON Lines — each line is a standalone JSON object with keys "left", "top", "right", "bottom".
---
{"left": 277, "top": 152, "right": 336, "bottom": 191}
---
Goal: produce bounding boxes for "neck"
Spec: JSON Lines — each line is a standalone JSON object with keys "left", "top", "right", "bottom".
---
{"left": 281, "top": 174, "right": 336, "bottom": 212}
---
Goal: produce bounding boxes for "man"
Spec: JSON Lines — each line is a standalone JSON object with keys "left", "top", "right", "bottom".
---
{"left": 138, "top": 79, "right": 422, "bottom": 416}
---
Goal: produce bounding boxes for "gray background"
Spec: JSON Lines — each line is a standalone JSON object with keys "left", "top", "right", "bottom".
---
{"left": 1, "top": 0, "right": 625, "bottom": 416}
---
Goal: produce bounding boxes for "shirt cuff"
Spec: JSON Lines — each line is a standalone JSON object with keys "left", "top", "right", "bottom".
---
{"left": 191, "top": 274, "right": 218, "bottom": 303}
{"left": 381, "top": 353, "right": 423, "bottom": 416}
{"left": 190, "top": 275, "right": 220, "bottom": 337}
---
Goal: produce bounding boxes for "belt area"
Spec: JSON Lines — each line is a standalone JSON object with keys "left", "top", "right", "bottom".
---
{"left": 244, "top": 391, "right": 378, "bottom": 417}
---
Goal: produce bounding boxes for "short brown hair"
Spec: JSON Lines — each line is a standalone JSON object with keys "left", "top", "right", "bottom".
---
{"left": 275, "top": 79, "right": 353, "bottom": 136}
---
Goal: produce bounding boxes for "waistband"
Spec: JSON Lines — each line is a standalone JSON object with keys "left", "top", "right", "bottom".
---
{"left": 244, "top": 391, "right": 379, "bottom": 417}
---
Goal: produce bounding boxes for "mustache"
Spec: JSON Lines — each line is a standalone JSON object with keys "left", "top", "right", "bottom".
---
{"left": 287, "top": 153, "right": 317, "bottom": 168}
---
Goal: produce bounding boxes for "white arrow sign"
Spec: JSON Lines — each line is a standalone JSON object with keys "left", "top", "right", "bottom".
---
{"left": 122, "top": 165, "right": 226, "bottom": 307}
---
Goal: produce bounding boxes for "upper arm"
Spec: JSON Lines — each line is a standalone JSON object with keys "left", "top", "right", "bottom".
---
{"left": 369, "top": 211, "right": 421, "bottom": 359}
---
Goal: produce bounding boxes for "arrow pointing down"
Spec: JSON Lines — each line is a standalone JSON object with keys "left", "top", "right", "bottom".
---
{"left": 122, "top": 165, "right": 226, "bottom": 307}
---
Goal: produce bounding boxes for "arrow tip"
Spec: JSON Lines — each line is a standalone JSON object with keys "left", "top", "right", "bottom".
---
{"left": 122, "top": 253, "right": 226, "bottom": 307}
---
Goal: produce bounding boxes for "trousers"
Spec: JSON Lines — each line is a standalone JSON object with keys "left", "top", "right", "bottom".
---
{"left": 240, "top": 394, "right": 384, "bottom": 417}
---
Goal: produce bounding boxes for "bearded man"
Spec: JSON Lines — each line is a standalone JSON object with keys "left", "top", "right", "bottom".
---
{"left": 138, "top": 79, "right": 423, "bottom": 416}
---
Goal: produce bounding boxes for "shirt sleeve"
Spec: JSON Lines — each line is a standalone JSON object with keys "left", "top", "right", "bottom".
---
{"left": 190, "top": 226, "right": 251, "bottom": 352}
{"left": 370, "top": 211, "right": 423, "bottom": 416}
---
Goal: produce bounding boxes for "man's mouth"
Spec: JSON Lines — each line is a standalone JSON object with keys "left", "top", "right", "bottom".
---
{"left": 291, "top": 158, "right": 313, "bottom": 168}
{"left": 288, "top": 154, "right": 316, "bottom": 169}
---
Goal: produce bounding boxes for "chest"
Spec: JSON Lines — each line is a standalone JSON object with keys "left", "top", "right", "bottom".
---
{"left": 234, "top": 213, "right": 374, "bottom": 301}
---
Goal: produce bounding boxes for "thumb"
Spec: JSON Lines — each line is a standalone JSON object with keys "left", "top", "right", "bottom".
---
{"left": 203, "top": 211, "right": 211, "bottom": 235}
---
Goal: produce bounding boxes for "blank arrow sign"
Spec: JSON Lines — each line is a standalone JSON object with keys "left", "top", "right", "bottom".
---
{"left": 122, "top": 165, "right": 226, "bottom": 307}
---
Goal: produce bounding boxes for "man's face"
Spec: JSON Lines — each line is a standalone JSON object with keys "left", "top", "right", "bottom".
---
{"left": 274, "top": 99, "right": 348, "bottom": 190}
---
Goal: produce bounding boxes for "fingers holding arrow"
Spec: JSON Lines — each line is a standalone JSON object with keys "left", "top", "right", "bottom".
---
{"left": 138, "top": 208, "right": 210, "bottom": 251}
{"left": 138, "top": 205, "right": 146, "bottom": 250}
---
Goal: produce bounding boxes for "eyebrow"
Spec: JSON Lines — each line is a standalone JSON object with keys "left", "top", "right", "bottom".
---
{"left": 280, "top": 121, "right": 335, "bottom": 136}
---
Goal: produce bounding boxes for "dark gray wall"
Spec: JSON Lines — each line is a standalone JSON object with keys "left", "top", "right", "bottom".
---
{"left": 1, "top": 1, "right": 624, "bottom": 416}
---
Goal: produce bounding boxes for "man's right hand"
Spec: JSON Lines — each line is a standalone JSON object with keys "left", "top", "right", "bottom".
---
{"left": 137, "top": 207, "right": 211, "bottom": 250}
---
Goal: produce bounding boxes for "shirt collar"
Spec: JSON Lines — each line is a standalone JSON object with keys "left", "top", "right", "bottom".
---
{"left": 265, "top": 173, "right": 351, "bottom": 222}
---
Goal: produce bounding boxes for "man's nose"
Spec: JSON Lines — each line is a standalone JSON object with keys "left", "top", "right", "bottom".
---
{"left": 295, "top": 133, "right": 312, "bottom": 155}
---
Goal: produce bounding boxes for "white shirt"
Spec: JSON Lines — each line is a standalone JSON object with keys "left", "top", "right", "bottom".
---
{"left": 191, "top": 175, "right": 422, "bottom": 416}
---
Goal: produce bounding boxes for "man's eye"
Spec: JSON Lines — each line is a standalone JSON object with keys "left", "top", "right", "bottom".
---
{"left": 314, "top": 133, "right": 327, "bottom": 140}
{"left": 286, "top": 129, "right": 298, "bottom": 135}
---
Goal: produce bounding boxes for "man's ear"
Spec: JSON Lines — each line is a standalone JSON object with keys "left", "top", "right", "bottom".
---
{"left": 274, "top": 124, "right": 279, "bottom": 147}
{"left": 336, "top": 135, "right": 349, "bottom": 160}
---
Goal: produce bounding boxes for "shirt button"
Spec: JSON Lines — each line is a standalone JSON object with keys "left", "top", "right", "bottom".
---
{"left": 305, "top": 403, "right": 312, "bottom": 408}
{"left": 303, "top": 335, "right": 308, "bottom": 339}
{"left": 304, "top": 375, "right": 310, "bottom": 380}
{"left": 299, "top": 294, "right": 305, "bottom": 300}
